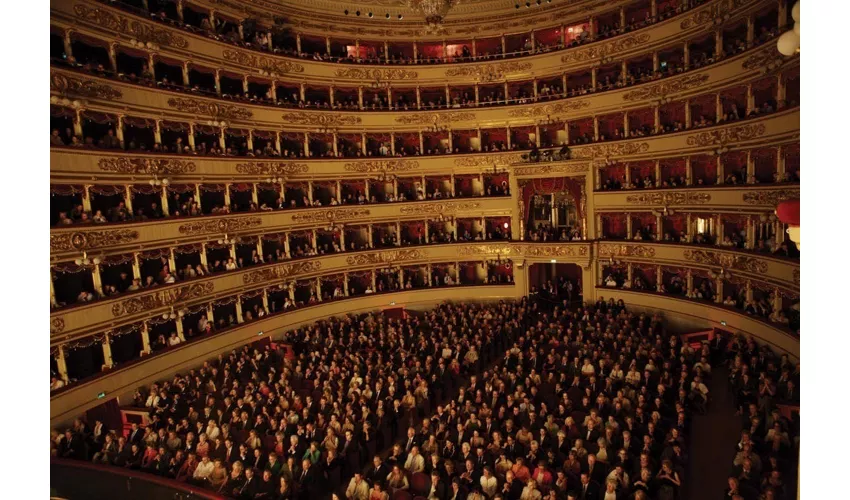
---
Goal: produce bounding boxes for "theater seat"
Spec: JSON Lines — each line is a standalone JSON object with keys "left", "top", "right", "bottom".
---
{"left": 410, "top": 472, "right": 430, "bottom": 495}
{"left": 392, "top": 490, "right": 413, "bottom": 500}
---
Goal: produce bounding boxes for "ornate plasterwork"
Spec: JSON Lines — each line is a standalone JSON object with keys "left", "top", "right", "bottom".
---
{"left": 741, "top": 46, "right": 784, "bottom": 71}
{"left": 679, "top": 0, "right": 750, "bottom": 30}
{"left": 682, "top": 249, "right": 768, "bottom": 274}
{"left": 598, "top": 244, "right": 657, "bottom": 258}
{"left": 399, "top": 202, "right": 481, "bottom": 215}
{"left": 343, "top": 160, "right": 420, "bottom": 173}
{"left": 395, "top": 111, "right": 476, "bottom": 125}
{"left": 290, "top": 208, "right": 371, "bottom": 223}
{"left": 50, "top": 230, "right": 139, "bottom": 253}
{"left": 685, "top": 124, "right": 766, "bottom": 147}
{"left": 454, "top": 153, "right": 524, "bottom": 167}
{"left": 522, "top": 244, "right": 589, "bottom": 257}
{"left": 222, "top": 49, "right": 305, "bottom": 74}
{"left": 166, "top": 98, "right": 253, "bottom": 120}
{"left": 513, "top": 163, "right": 589, "bottom": 177}
{"left": 792, "top": 268, "right": 799, "bottom": 285}
{"left": 50, "top": 72, "right": 122, "bottom": 100}
{"left": 281, "top": 112, "right": 362, "bottom": 127}
{"left": 111, "top": 282, "right": 214, "bottom": 317}
{"left": 444, "top": 61, "right": 533, "bottom": 82}
{"left": 571, "top": 142, "right": 650, "bottom": 159}
{"left": 560, "top": 33, "right": 651, "bottom": 64}
{"left": 621, "top": 73, "right": 710, "bottom": 101}
{"left": 235, "top": 162, "right": 310, "bottom": 175}
{"left": 625, "top": 192, "right": 712, "bottom": 205}
{"left": 242, "top": 261, "right": 323, "bottom": 285}
{"left": 507, "top": 100, "right": 591, "bottom": 118}
{"left": 98, "top": 157, "right": 196, "bottom": 175}
{"left": 73, "top": 4, "right": 188, "bottom": 48}
{"left": 458, "top": 244, "right": 516, "bottom": 256}
{"left": 50, "top": 317, "right": 66, "bottom": 335}
{"left": 346, "top": 249, "right": 425, "bottom": 266}
{"left": 178, "top": 217, "right": 263, "bottom": 236}
{"left": 333, "top": 68, "right": 419, "bottom": 80}
{"left": 741, "top": 189, "right": 800, "bottom": 205}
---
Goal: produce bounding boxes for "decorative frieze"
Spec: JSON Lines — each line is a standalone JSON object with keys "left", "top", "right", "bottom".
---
{"left": 621, "top": 73, "right": 710, "bottom": 101}
{"left": 222, "top": 49, "right": 304, "bottom": 74}
{"left": 178, "top": 217, "right": 263, "bottom": 236}
{"left": 395, "top": 111, "right": 476, "bottom": 125}
{"left": 514, "top": 163, "right": 589, "bottom": 176}
{"left": 290, "top": 208, "right": 371, "bottom": 223}
{"left": 333, "top": 68, "right": 418, "bottom": 80}
{"left": 685, "top": 124, "right": 766, "bottom": 147}
{"left": 166, "top": 98, "right": 253, "bottom": 120}
{"left": 571, "top": 142, "right": 650, "bottom": 159}
{"left": 444, "top": 61, "right": 533, "bottom": 82}
{"left": 343, "top": 160, "right": 420, "bottom": 173}
{"left": 73, "top": 4, "right": 188, "bottom": 48}
{"left": 281, "top": 112, "right": 362, "bottom": 127}
{"left": 50, "top": 317, "right": 66, "bottom": 335}
{"left": 111, "top": 282, "right": 215, "bottom": 317}
{"left": 507, "top": 100, "right": 590, "bottom": 118}
{"left": 624, "top": 192, "right": 712, "bottom": 205}
{"left": 454, "top": 153, "right": 524, "bottom": 167}
{"left": 50, "top": 72, "right": 122, "bottom": 100}
{"left": 399, "top": 202, "right": 481, "bottom": 215}
{"left": 242, "top": 261, "right": 322, "bottom": 285}
{"left": 682, "top": 249, "right": 769, "bottom": 274}
{"left": 560, "top": 33, "right": 650, "bottom": 64}
{"left": 50, "top": 230, "right": 139, "bottom": 253}
{"left": 346, "top": 249, "right": 425, "bottom": 266}
{"left": 741, "top": 189, "right": 800, "bottom": 205}
{"left": 598, "top": 244, "right": 657, "bottom": 258}
{"left": 235, "top": 162, "right": 310, "bottom": 176}
{"left": 97, "top": 157, "right": 196, "bottom": 175}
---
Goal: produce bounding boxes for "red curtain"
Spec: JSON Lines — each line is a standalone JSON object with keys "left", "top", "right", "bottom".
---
{"left": 629, "top": 108, "right": 654, "bottom": 129}
{"left": 692, "top": 156, "right": 717, "bottom": 184}
{"left": 85, "top": 398, "right": 123, "bottom": 436}
{"left": 522, "top": 177, "right": 585, "bottom": 223}
{"left": 661, "top": 159, "right": 686, "bottom": 180}
{"left": 752, "top": 77, "right": 776, "bottom": 107}
{"left": 602, "top": 214, "right": 626, "bottom": 237}
{"left": 602, "top": 165, "right": 626, "bottom": 185}
{"left": 630, "top": 161, "right": 654, "bottom": 180}
{"left": 661, "top": 102, "right": 685, "bottom": 124}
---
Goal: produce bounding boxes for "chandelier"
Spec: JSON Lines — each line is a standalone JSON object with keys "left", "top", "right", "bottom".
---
{"left": 405, "top": 0, "right": 462, "bottom": 33}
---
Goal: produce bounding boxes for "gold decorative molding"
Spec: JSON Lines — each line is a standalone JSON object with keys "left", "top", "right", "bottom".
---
{"left": 346, "top": 249, "right": 425, "bottom": 266}
{"left": 571, "top": 142, "right": 651, "bottom": 159}
{"left": 235, "top": 162, "right": 310, "bottom": 175}
{"left": 621, "top": 73, "right": 710, "bottom": 101}
{"left": 398, "top": 202, "right": 481, "bottom": 215}
{"left": 444, "top": 61, "right": 533, "bottom": 82}
{"left": 454, "top": 153, "right": 524, "bottom": 167}
{"left": 281, "top": 112, "right": 362, "bottom": 127}
{"left": 679, "top": 0, "right": 747, "bottom": 30}
{"left": 560, "top": 33, "right": 651, "bottom": 64}
{"left": 177, "top": 217, "right": 263, "bottom": 236}
{"left": 111, "top": 282, "right": 214, "bottom": 317}
{"left": 290, "top": 208, "right": 371, "bottom": 223}
{"left": 343, "top": 159, "right": 420, "bottom": 173}
{"left": 222, "top": 49, "right": 305, "bottom": 74}
{"left": 685, "top": 123, "right": 766, "bottom": 147}
{"left": 242, "top": 260, "right": 323, "bottom": 285}
{"left": 598, "top": 244, "right": 657, "bottom": 258}
{"left": 166, "top": 98, "right": 253, "bottom": 120}
{"left": 73, "top": 4, "right": 188, "bottom": 48}
{"left": 50, "top": 317, "right": 66, "bottom": 335}
{"left": 395, "top": 111, "right": 476, "bottom": 125}
{"left": 332, "top": 68, "right": 419, "bottom": 80}
{"left": 522, "top": 244, "right": 589, "bottom": 257}
{"left": 741, "top": 189, "right": 800, "bottom": 205}
{"left": 457, "top": 244, "right": 516, "bottom": 256}
{"left": 97, "top": 157, "right": 197, "bottom": 175}
{"left": 50, "top": 230, "right": 139, "bottom": 253}
{"left": 50, "top": 72, "right": 122, "bottom": 100}
{"left": 741, "top": 46, "right": 784, "bottom": 71}
{"left": 682, "top": 249, "right": 768, "bottom": 274}
{"left": 624, "top": 192, "right": 712, "bottom": 205}
{"left": 513, "top": 163, "right": 589, "bottom": 176}
{"left": 792, "top": 268, "right": 799, "bottom": 285}
{"left": 507, "top": 100, "right": 591, "bottom": 118}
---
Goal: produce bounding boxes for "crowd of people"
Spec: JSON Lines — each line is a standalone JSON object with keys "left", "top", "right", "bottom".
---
{"left": 51, "top": 287, "right": 798, "bottom": 500}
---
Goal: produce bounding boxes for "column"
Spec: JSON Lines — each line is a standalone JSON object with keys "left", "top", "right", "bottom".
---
{"left": 745, "top": 217, "right": 755, "bottom": 250}
{"left": 746, "top": 16, "right": 755, "bottom": 46}
{"left": 274, "top": 131, "right": 281, "bottom": 153}
{"left": 472, "top": 39, "right": 477, "bottom": 58}
{"left": 450, "top": 174, "right": 456, "bottom": 197}
{"left": 131, "top": 252, "right": 142, "bottom": 280}
{"left": 564, "top": 121, "right": 570, "bottom": 145}
{"left": 367, "top": 225, "right": 374, "bottom": 248}
{"left": 153, "top": 120, "right": 162, "bottom": 145}
{"left": 656, "top": 266, "right": 663, "bottom": 293}
{"left": 242, "top": 75, "right": 249, "bottom": 94}
{"left": 283, "top": 232, "right": 291, "bottom": 257}
{"left": 619, "top": 7, "right": 626, "bottom": 28}
{"left": 625, "top": 164, "right": 632, "bottom": 186}
{"left": 480, "top": 217, "right": 487, "bottom": 240}
{"left": 343, "top": 272, "right": 349, "bottom": 296}
{"left": 593, "top": 116, "right": 599, "bottom": 142}
{"left": 596, "top": 261, "right": 604, "bottom": 287}
{"left": 396, "top": 221, "right": 402, "bottom": 246}
{"left": 653, "top": 106, "right": 660, "bottom": 133}
{"left": 307, "top": 181, "right": 314, "bottom": 204}
{"left": 745, "top": 281, "right": 754, "bottom": 303}
{"left": 596, "top": 214, "right": 603, "bottom": 239}
{"left": 168, "top": 247, "right": 177, "bottom": 275}
{"left": 316, "top": 278, "right": 322, "bottom": 301}
{"left": 715, "top": 215, "right": 724, "bottom": 243}
{"left": 187, "top": 123, "right": 196, "bottom": 150}
{"left": 442, "top": 40, "right": 448, "bottom": 59}
{"left": 247, "top": 130, "right": 254, "bottom": 153}
{"left": 413, "top": 42, "right": 418, "bottom": 62}
{"left": 530, "top": 30, "right": 536, "bottom": 52}
{"left": 776, "top": 74, "right": 787, "bottom": 109}
{"left": 326, "top": 37, "right": 331, "bottom": 55}
{"left": 533, "top": 79, "right": 539, "bottom": 99}
{"left": 195, "top": 184, "right": 202, "bottom": 212}
{"left": 115, "top": 115, "right": 125, "bottom": 147}
{"left": 53, "top": 346, "right": 69, "bottom": 382}
{"left": 214, "top": 69, "right": 221, "bottom": 96}
{"left": 364, "top": 178, "right": 370, "bottom": 200}
{"left": 206, "top": 303, "right": 214, "bottom": 324}
{"left": 424, "top": 220, "right": 430, "bottom": 243}
{"left": 299, "top": 83, "right": 306, "bottom": 102}
{"left": 627, "top": 263, "right": 634, "bottom": 285}
{"left": 626, "top": 214, "right": 633, "bottom": 239}
{"left": 358, "top": 86, "right": 364, "bottom": 109}
{"left": 501, "top": 34, "right": 506, "bottom": 55}
{"left": 303, "top": 132, "right": 310, "bottom": 157}
{"left": 63, "top": 29, "right": 74, "bottom": 61}
{"left": 503, "top": 82, "right": 510, "bottom": 103}
{"left": 139, "top": 321, "right": 151, "bottom": 354}
{"left": 534, "top": 124, "right": 541, "bottom": 146}
{"left": 331, "top": 132, "right": 338, "bottom": 157}
{"left": 393, "top": 177, "right": 398, "bottom": 199}
{"left": 160, "top": 185, "right": 169, "bottom": 215}
{"left": 591, "top": 68, "right": 598, "bottom": 90}
{"left": 776, "top": 146, "right": 785, "bottom": 180}
{"left": 655, "top": 160, "right": 662, "bottom": 187}
{"left": 623, "top": 113, "right": 630, "bottom": 138}
{"left": 200, "top": 243, "right": 208, "bottom": 268}
{"left": 262, "top": 289, "right": 269, "bottom": 312}
{"left": 218, "top": 127, "right": 226, "bottom": 150}
{"left": 685, "top": 157, "right": 693, "bottom": 186}
{"left": 594, "top": 166, "right": 602, "bottom": 190}
{"left": 655, "top": 213, "right": 663, "bottom": 241}
{"left": 746, "top": 151, "right": 755, "bottom": 184}
{"left": 230, "top": 240, "right": 237, "bottom": 260}
{"left": 73, "top": 109, "right": 83, "bottom": 137}
{"left": 235, "top": 296, "right": 244, "bottom": 323}
{"left": 474, "top": 84, "right": 480, "bottom": 105}
{"left": 384, "top": 41, "right": 389, "bottom": 63}
{"left": 506, "top": 125, "right": 512, "bottom": 149}
{"left": 715, "top": 29, "right": 723, "bottom": 58}
{"left": 296, "top": 33, "right": 302, "bottom": 54}
{"left": 339, "top": 228, "right": 346, "bottom": 251}
{"left": 50, "top": 271, "right": 58, "bottom": 307}
{"left": 778, "top": 0, "right": 788, "bottom": 29}
{"left": 651, "top": 0, "right": 657, "bottom": 18}
{"left": 590, "top": 17, "right": 597, "bottom": 40}
{"left": 371, "top": 270, "right": 377, "bottom": 291}
{"left": 562, "top": 73, "right": 568, "bottom": 96}
{"left": 251, "top": 183, "right": 259, "bottom": 206}
{"left": 224, "top": 183, "right": 232, "bottom": 208}
{"left": 354, "top": 39, "right": 359, "bottom": 61}
{"left": 715, "top": 93, "right": 722, "bottom": 123}
{"left": 427, "top": 263, "right": 433, "bottom": 286}
{"left": 175, "top": 316, "right": 185, "bottom": 342}
{"left": 361, "top": 132, "right": 367, "bottom": 155}
{"left": 684, "top": 99, "right": 692, "bottom": 129}
{"left": 714, "top": 277, "right": 724, "bottom": 304}
{"left": 108, "top": 43, "right": 118, "bottom": 73}
{"left": 312, "top": 229, "right": 318, "bottom": 252}
{"left": 683, "top": 42, "right": 690, "bottom": 70}
{"left": 716, "top": 156, "right": 724, "bottom": 185}
{"left": 101, "top": 334, "right": 113, "bottom": 369}
{"left": 686, "top": 271, "right": 694, "bottom": 296}
{"left": 148, "top": 53, "right": 156, "bottom": 81}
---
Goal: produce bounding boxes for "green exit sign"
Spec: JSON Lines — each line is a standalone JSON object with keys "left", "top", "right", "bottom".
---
{"left": 97, "top": 392, "right": 106, "bottom": 399}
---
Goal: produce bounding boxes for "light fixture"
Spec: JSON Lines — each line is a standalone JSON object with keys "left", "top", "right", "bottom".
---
{"left": 206, "top": 119, "right": 228, "bottom": 128}
{"left": 550, "top": 259, "right": 557, "bottom": 263}
{"left": 404, "top": 1, "right": 462, "bottom": 33}
{"left": 713, "top": 145, "right": 730, "bottom": 156}
{"left": 217, "top": 233, "right": 238, "bottom": 245}
{"left": 266, "top": 176, "right": 285, "bottom": 184}
{"left": 386, "top": 13, "right": 391, "bottom": 19}
{"left": 74, "top": 251, "right": 101, "bottom": 267}
{"left": 162, "top": 307, "right": 178, "bottom": 321}
{"left": 503, "top": 222, "right": 509, "bottom": 229}
{"left": 368, "top": 12, "right": 373, "bottom": 18}
{"left": 148, "top": 174, "right": 170, "bottom": 186}
{"left": 778, "top": 1, "right": 800, "bottom": 55}
{"left": 398, "top": 14, "right": 404, "bottom": 19}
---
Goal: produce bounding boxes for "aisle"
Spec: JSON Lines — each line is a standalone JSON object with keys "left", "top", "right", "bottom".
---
{"left": 686, "top": 366, "right": 740, "bottom": 500}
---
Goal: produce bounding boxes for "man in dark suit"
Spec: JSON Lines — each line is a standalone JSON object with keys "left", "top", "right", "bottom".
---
{"left": 297, "top": 458, "right": 320, "bottom": 500}
{"left": 238, "top": 467, "right": 259, "bottom": 499}
{"left": 127, "top": 423, "right": 144, "bottom": 445}
{"left": 584, "top": 454, "right": 607, "bottom": 485}
{"left": 577, "top": 473, "right": 600, "bottom": 500}
{"left": 366, "top": 456, "right": 390, "bottom": 485}
{"left": 427, "top": 471, "right": 448, "bottom": 500}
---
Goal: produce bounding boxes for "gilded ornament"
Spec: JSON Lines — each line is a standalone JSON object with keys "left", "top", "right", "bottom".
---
{"left": 679, "top": 0, "right": 748, "bottom": 30}
{"left": 571, "top": 142, "right": 650, "bottom": 159}
{"left": 290, "top": 208, "right": 371, "bottom": 223}
{"left": 343, "top": 159, "right": 420, "bottom": 173}
{"left": 444, "top": 62, "right": 533, "bottom": 82}
{"left": 178, "top": 217, "right": 263, "bottom": 236}
{"left": 50, "top": 317, "right": 66, "bottom": 335}
{"left": 513, "top": 163, "right": 589, "bottom": 176}
{"left": 454, "top": 153, "right": 524, "bottom": 167}
{"left": 792, "top": 268, "right": 799, "bottom": 285}
{"left": 522, "top": 244, "right": 589, "bottom": 258}
{"left": 235, "top": 162, "right": 310, "bottom": 175}
{"left": 399, "top": 202, "right": 481, "bottom": 215}
{"left": 50, "top": 72, "right": 122, "bottom": 100}
{"left": 242, "top": 261, "right": 323, "bottom": 285}
{"left": 741, "top": 189, "right": 800, "bottom": 205}
{"left": 111, "top": 282, "right": 215, "bottom": 317}
{"left": 167, "top": 98, "right": 253, "bottom": 120}
{"left": 625, "top": 192, "right": 712, "bottom": 205}
{"left": 507, "top": 100, "right": 590, "bottom": 119}
{"left": 395, "top": 111, "right": 476, "bottom": 125}
{"left": 621, "top": 73, "right": 710, "bottom": 101}
{"left": 333, "top": 68, "right": 419, "bottom": 80}
{"left": 682, "top": 249, "right": 768, "bottom": 274}
{"left": 458, "top": 245, "right": 517, "bottom": 256}
{"left": 222, "top": 49, "right": 305, "bottom": 74}
{"left": 281, "top": 112, "right": 362, "bottom": 127}
{"left": 560, "top": 34, "right": 650, "bottom": 64}
{"left": 50, "top": 229, "right": 139, "bottom": 252}
{"left": 598, "top": 244, "right": 657, "bottom": 258}
{"left": 98, "top": 157, "right": 196, "bottom": 175}
{"left": 346, "top": 249, "right": 425, "bottom": 266}
{"left": 73, "top": 4, "right": 188, "bottom": 48}
{"left": 742, "top": 46, "right": 784, "bottom": 71}
{"left": 685, "top": 124, "right": 766, "bottom": 147}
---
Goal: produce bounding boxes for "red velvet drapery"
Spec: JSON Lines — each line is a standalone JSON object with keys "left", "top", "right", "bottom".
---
{"left": 522, "top": 177, "right": 585, "bottom": 224}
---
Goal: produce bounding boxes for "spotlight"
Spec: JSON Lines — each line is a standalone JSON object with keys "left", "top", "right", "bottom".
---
{"left": 536, "top": 0, "right": 541, "bottom": 4}
{"left": 344, "top": 9, "right": 348, "bottom": 15}
{"left": 515, "top": 3, "right": 520, "bottom": 8}
{"left": 368, "top": 12, "right": 373, "bottom": 18}
{"left": 398, "top": 14, "right": 403, "bottom": 19}
{"left": 356, "top": 10, "right": 360, "bottom": 16}
{"left": 526, "top": 1, "right": 531, "bottom": 7}
{"left": 386, "top": 13, "right": 390, "bottom": 19}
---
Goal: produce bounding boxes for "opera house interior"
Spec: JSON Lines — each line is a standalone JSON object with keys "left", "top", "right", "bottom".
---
{"left": 47, "top": 0, "right": 801, "bottom": 499}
